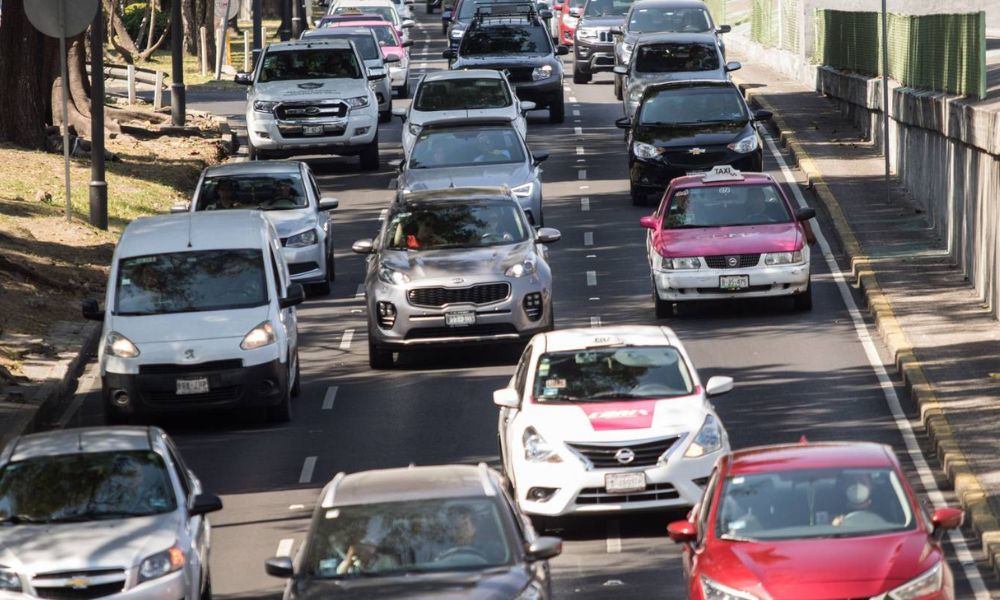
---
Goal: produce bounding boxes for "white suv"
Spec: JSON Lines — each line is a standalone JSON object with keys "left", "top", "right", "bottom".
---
{"left": 237, "top": 39, "right": 382, "bottom": 170}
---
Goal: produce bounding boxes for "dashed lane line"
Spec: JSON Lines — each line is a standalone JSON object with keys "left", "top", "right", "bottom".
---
{"left": 322, "top": 386, "right": 338, "bottom": 410}
{"left": 606, "top": 520, "right": 622, "bottom": 553}
{"left": 299, "top": 456, "right": 317, "bottom": 484}
{"left": 340, "top": 329, "right": 355, "bottom": 350}
{"left": 581, "top": 197, "right": 590, "bottom": 211}
{"left": 578, "top": 169, "right": 587, "bottom": 180}
{"left": 584, "top": 231, "right": 593, "bottom": 246}
{"left": 586, "top": 271, "right": 597, "bottom": 286}
{"left": 276, "top": 539, "right": 294, "bottom": 557}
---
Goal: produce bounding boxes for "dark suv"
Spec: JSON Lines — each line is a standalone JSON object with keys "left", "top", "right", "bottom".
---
{"left": 572, "top": 0, "right": 634, "bottom": 83}
{"left": 445, "top": 2, "right": 569, "bottom": 123}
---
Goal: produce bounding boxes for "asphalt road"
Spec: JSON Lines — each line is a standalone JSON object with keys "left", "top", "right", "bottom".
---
{"left": 67, "top": 12, "right": 1000, "bottom": 600}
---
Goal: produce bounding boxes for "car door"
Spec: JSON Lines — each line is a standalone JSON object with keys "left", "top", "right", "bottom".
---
{"left": 269, "top": 240, "right": 298, "bottom": 367}
{"left": 687, "top": 467, "right": 720, "bottom": 585}
{"left": 499, "top": 343, "right": 534, "bottom": 479}
{"left": 165, "top": 438, "right": 210, "bottom": 599}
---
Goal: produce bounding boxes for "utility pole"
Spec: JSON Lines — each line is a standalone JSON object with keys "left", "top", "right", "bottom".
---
{"left": 880, "top": 0, "right": 890, "bottom": 202}
{"left": 252, "top": 0, "right": 263, "bottom": 66}
{"left": 170, "top": 0, "right": 186, "bottom": 125}
{"left": 89, "top": 5, "right": 108, "bottom": 229}
{"left": 291, "top": 0, "right": 303, "bottom": 38}
{"left": 280, "top": 0, "right": 292, "bottom": 40}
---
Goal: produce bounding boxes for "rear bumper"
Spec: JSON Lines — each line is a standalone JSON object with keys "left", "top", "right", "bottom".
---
{"left": 629, "top": 151, "right": 762, "bottom": 191}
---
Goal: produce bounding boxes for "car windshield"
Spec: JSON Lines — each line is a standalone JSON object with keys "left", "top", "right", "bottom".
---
{"left": 259, "top": 48, "right": 362, "bottom": 81}
{"left": 115, "top": 250, "right": 268, "bottom": 316}
{"left": 628, "top": 7, "right": 711, "bottom": 32}
{"left": 634, "top": 42, "right": 719, "bottom": 73}
{"left": 410, "top": 127, "right": 525, "bottom": 168}
{"left": 335, "top": 6, "right": 399, "bottom": 25}
{"left": 0, "top": 451, "right": 177, "bottom": 524}
{"left": 639, "top": 86, "right": 747, "bottom": 125}
{"left": 195, "top": 174, "right": 309, "bottom": 211}
{"left": 303, "top": 498, "right": 513, "bottom": 578}
{"left": 319, "top": 34, "right": 380, "bottom": 60}
{"left": 371, "top": 24, "right": 399, "bottom": 46}
{"left": 414, "top": 78, "right": 512, "bottom": 111}
{"left": 385, "top": 202, "right": 529, "bottom": 250}
{"left": 717, "top": 468, "right": 916, "bottom": 541}
{"left": 460, "top": 25, "right": 550, "bottom": 55}
{"left": 584, "top": 0, "right": 633, "bottom": 18}
{"left": 532, "top": 346, "right": 693, "bottom": 403}
{"left": 663, "top": 184, "right": 792, "bottom": 228}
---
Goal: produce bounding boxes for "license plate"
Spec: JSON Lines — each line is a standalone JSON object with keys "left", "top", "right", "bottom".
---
{"left": 303, "top": 125, "right": 324, "bottom": 136}
{"left": 445, "top": 311, "right": 476, "bottom": 327}
{"left": 176, "top": 377, "right": 209, "bottom": 395}
{"left": 605, "top": 472, "right": 646, "bottom": 494}
{"left": 719, "top": 275, "right": 749, "bottom": 291}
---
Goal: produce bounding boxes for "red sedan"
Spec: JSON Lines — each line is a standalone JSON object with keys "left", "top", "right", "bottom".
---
{"left": 668, "top": 442, "right": 963, "bottom": 600}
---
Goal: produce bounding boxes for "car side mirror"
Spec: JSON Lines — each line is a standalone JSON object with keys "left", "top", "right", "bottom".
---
{"left": 392, "top": 107, "right": 408, "bottom": 121}
{"left": 189, "top": 493, "right": 223, "bottom": 516}
{"left": 493, "top": 388, "right": 520, "bottom": 409}
{"left": 931, "top": 507, "right": 963, "bottom": 535}
{"left": 170, "top": 202, "right": 189, "bottom": 213}
{"left": 265, "top": 557, "right": 294, "bottom": 578}
{"left": 724, "top": 61, "right": 741, "bottom": 72}
{"left": 539, "top": 9, "right": 553, "bottom": 19}
{"left": 532, "top": 149, "right": 549, "bottom": 165}
{"left": 717, "top": 24, "right": 731, "bottom": 34}
{"left": 615, "top": 116, "right": 631, "bottom": 129}
{"left": 667, "top": 520, "right": 697, "bottom": 543}
{"left": 402, "top": 19, "right": 416, "bottom": 28}
{"left": 368, "top": 71, "right": 387, "bottom": 81}
{"left": 234, "top": 72, "right": 253, "bottom": 85}
{"left": 612, "top": 65, "right": 628, "bottom": 76}
{"left": 401, "top": 39, "right": 413, "bottom": 47}
{"left": 639, "top": 215, "right": 657, "bottom": 230}
{"left": 384, "top": 53, "right": 402, "bottom": 63}
{"left": 535, "top": 227, "right": 561, "bottom": 244}
{"left": 754, "top": 109, "right": 773, "bottom": 122}
{"left": 526, "top": 536, "right": 562, "bottom": 561}
{"left": 705, "top": 375, "right": 734, "bottom": 397}
{"left": 442, "top": 49, "right": 457, "bottom": 59}
{"left": 280, "top": 283, "right": 306, "bottom": 308}
{"left": 81, "top": 298, "right": 104, "bottom": 321}
{"left": 318, "top": 197, "right": 339, "bottom": 211}
{"left": 555, "top": 45, "right": 570, "bottom": 56}
{"left": 520, "top": 100, "right": 536, "bottom": 113}
{"left": 352, "top": 239, "right": 376, "bottom": 254}
{"left": 795, "top": 207, "right": 816, "bottom": 222}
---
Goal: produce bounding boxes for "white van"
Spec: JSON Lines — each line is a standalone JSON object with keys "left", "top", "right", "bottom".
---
{"left": 82, "top": 211, "right": 303, "bottom": 423}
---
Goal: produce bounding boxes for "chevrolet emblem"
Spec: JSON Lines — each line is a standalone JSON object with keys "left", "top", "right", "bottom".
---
{"left": 689, "top": 148, "right": 706, "bottom": 155}
{"left": 66, "top": 577, "right": 91, "bottom": 589}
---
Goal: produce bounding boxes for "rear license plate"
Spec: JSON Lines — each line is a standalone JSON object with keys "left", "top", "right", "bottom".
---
{"left": 176, "top": 377, "right": 209, "bottom": 395}
{"left": 719, "top": 275, "right": 749, "bottom": 291}
{"left": 445, "top": 311, "right": 476, "bottom": 327}
{"left": 303, "top": 125, "right": 324, "bottom": 136}
{"left": 605, "top": 472, "right": 646, "bottom": 494}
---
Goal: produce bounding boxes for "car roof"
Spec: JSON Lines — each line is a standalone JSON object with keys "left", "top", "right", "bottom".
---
{"left": 634, "top": 31, "right": 721, "bottom": 45}
{"left": 203, "top": 161, "right": 302, "bottom": 177}
{"left": 5, "top": 427, "right": 156, "bottom": 463}
{"left": 630, "top": 0, "right": 710, "bottom": 9}
{"left": 670, "top": 171, "right": 776, "bottom": 189}
{"left": 303, "top": 27, "right": 377, "bottom": 37}
{"left": 399, "top": 186, "right": 516, "bottom": 204}
{"left": 116, "top": 211, "right": 270, "bottom": 258}
{"left": 421, "top": 69, "right": 504, "bottom": 81}
{"left": 729, "top": 443, "right": 897, "bottom": 476}
{"left": 268, "top": 38, "right": 353, "bottom": 51}
{"left": 538, "top": 325, "right": 682, "bottom": 352}
{"left": 321, "top": 465, "right": 497, "bottom": 507}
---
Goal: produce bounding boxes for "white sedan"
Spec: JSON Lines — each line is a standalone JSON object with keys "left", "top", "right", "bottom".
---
{"left": 494, "top": 326, "right": 733, "bottom": 519}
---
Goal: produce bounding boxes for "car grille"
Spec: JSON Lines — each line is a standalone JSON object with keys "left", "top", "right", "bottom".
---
{"left": 139, "top": 360, "right": 243, "bottom": 375}
{"left": 504, "top": 67, "right": 536, "bottom": 83}
{"left": 598, "top": 30, "right": 616, "bottom": 42}
{"left": 404, "top": 323, "right": 518, "bottom": 340}
{"left": 34, "top": 583, "right": 125, "bottom": 600}
{"left": 275, "top": 100, "right": 348, "bottom": 120}
{"left": 704, "top": 254, "right": 761, "bottom": 269}
{"left": 576, "top": 482, "right": 679, "bottom": 505}
{"left": 566, "top": 436, "right": 682, "bottom": 469}
{"left": 407, "top": 283, "right": 510, "bottom": 307}
{"left": 33, "top": 569, "right": 126, "bottom": 600}
{"left": 288, "top": 261, "right": 321, "bottom": 275}
{"left": 145, "top": 386, "right": 243, "bottom": 405}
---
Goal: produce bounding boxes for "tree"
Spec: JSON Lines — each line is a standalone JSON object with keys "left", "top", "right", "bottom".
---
{"left": 181, "top": 0, "right": 216, "bottom": 66}
{"left": 0, "top": 0, "right": 60, "bottom": 149}
{"left": 103, "top": 0, "right": 171, "bottom": 64}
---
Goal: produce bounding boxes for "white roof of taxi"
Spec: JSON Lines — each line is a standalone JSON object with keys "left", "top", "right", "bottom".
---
{"left": 116, "top": 211, "right": 271, "bottom": 259}
{"left": 539, "top": 326, "right": 682, "bottom": 352}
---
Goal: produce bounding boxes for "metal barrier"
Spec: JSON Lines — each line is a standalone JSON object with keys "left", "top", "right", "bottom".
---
{"left": 85, "top": 63, "right": 169, "bottom": 109}
{"left": 750, "top": 0, "right": 799, "bottom": 53}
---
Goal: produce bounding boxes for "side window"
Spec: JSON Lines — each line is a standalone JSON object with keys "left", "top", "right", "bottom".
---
{"left": 306, "top": 169, "right": 322, "bottom": 207}
{"left": 512, "top": 344, "right": 533, "bottom": 394}
{"left": 165, "top": 442, "right": 193, "bottom": 500}
{"left": 269, "top": 249, "right": 284, "bottom": 299}
{"left": 696, "top": 468, "right": 720, "bottom": 543}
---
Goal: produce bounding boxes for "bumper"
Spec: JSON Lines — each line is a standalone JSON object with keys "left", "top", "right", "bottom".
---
{"left": 652, "top": 263, "right": 810, "bottom": 301}
{"left": 630, "top": 152, "right": 762, "bottom": 191}
{"left": 247, "top": 111, "right": 377, "bottom": 155}
{"left": 574, "top": 40, "right": 614, "bottom": 73}
{"left": 282, "top": 242, "right": 327, "bottom": 284}
{"left": 512, "top": 78, "right": 563, "bottom": 107}
{"left": 376, "top": 82, "right": 392, "bottom": 112}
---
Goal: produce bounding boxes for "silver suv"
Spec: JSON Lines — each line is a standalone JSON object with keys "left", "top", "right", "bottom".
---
{"left": 352, "top": 188, "right": 560, "bottom": 369}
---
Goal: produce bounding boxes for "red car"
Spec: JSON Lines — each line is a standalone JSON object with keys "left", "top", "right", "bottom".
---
{"left": 555, "top": 0, "right": 586, "bottom": 45}
{"left": 667, "top": 442, "right": 964, "bottom": 600}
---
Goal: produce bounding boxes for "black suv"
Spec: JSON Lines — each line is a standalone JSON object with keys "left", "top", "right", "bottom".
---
{"left": 616, "top": 80, "right": 771, "bottom": 205}
{"left": 572, "top": 0, "right": 634, "bottom": 83}
{"left": 445, "top": 2, "right": 569, "bottom": 123}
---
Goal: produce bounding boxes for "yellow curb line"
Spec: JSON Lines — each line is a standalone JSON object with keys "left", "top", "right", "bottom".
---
{"left": 737, "top": 81, "right": 1000, "bottom": 573}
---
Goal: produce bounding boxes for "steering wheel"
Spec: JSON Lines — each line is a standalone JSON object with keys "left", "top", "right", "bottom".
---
{"left": 840, "top": 510, "right": 887, "bottom": 527}
{"left": 434, "top": 546, "right": 490, "bottom": 564}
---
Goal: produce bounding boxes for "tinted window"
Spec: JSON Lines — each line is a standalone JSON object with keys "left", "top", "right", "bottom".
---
{"left": 532, "top": 346, "right": 693, "bottom": 403}
{"left": 627, "top": 6, "right": 711, "bottom": 33}
{"left": 116, "top": 250, "right": 268, "bottom": 316}
{"left": 414, "top": 78, "right": 512, "bottom": 111}
{"left": 385, "top": 202, "right": 529, "bottom": 250}
{"left": 639, "top": 86, "right": 747, "bottom": 124}
{"left": 329, "top": 34, "right": 380, "bottom": 60}
{"left": 259, "top": 48, "right": 362, "bottom": 81}
{"left": 460, "top": 25, "right": 551, "bottom": 55}
{"left": 664, "top": 184, "right": 791, "bottom": 228}
{"left": 195, "top": 174, "right": 309, "bottom": 211}
{"left": 634, "top": 42, "right": 719, "bottom": 73}
{"left": 0, "top": 451, "right": 177, "bottom": 523}
{"left": 371, "top": 24, "right": 399, "bottom": 46}
{"left": 410, "top": 127, "right": 525, "bottom": 168}
{"left": 584, "top": 0, "right": 633, "bottom": 18}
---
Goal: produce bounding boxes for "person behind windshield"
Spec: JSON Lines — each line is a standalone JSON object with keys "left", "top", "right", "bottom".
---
{"left": 434, "top": 505, "right": 505, "bottom": 563}
{"left": 586, "top": 0, "right": 612, "bottom": 16}
{"left": 831, "top": 472, "right": 876, "bottom": 527}
{"left": 265, "top": 179, "right": 301, "bottom": 208}
{"left": 473, "top": 132, "right": 512, "bottom": 162}
{"left": 211, "top": 179, "right": 238, "bottom": 210}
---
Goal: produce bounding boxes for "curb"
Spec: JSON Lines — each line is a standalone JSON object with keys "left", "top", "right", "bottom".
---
{"left": 736, "top": 81, "right": 1000, "bottom": 575}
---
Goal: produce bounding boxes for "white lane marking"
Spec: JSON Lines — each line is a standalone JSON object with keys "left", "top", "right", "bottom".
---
{"left": 563, "top": 85, "right": 571, "bottom": 91}
{"left": 581, "top": 197, "right": 590, "bottom": 211}
{"left": 764, "top": 133, "right": 991, "bottom": 597}
{"left": 606, "top": 519, "right": 622, "bottom": 553}
{"left": 276, "top": 538, "right": 294, "bottom": 557}
{"left": 572, "top": 109, "right": 580, "bottom": 116}
{"left": 584, "top": 231, "right": 594, "bottom": 246}
{"left": 379, "top": 209, "right": 388, "bottom": 221}
{"left": 299, "top": 456, "right": 317, "bottom": 484}
{"left": 589, "top": 296, "right": 600, "bottom": 301}
{"left": 573, "top": 126, "right": 583, "bottom": 136}
{"left": 574, "top": 119, "right": 582, "bottom": 124}
{"left": 578, "top": 169, "right": 587, "bottom": 180}
{"left": 586, "top": 271, "right": 597, "bottom": 286}
{"left": 340, "top": 329, "right": 355, "bottom": 350}
{"left": 323, "top": 386, "right": 338, "bottom": 410}
{"left": 355, "top": 284, "right": 365, "bottom": 299}
{"left": 586, "top": 254, "right": 597, "bottom": 258}
{"left": 579, "top": 185, "right": 590, "bottom": 190}
{"left": 590, "top": 316, "right": 602, "bottom": 327}
{"left": 569, "top": 96, "right": 577, "bottom": 102}
{"left": 576, "top": 145, "right": 585, "bottom": 155}
{"left": 576, "top": 159, "right": 586, "bottom": 163}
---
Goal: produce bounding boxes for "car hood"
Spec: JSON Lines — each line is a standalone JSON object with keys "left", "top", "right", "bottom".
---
{"left": 410, "top": 108, "right": 516, "bottom": 127}
{"left": 528, "top": 393, "right": 709, "bottom": 441}
{"left": 703, "top": 533, "right": 940, "bottom": 599}
{"left": 291, "top": 566, "right": 531, "bottom": 600}
{"left": 0, "top": 513, "right": 180, "bottom": 573}
{"left": 400, "top": 162, "right": 531, "bottom": 191}
{"left": 634, "top": 121, "right": 749, "bottom": 148}
{"left": 112, "top": 306, "right": 270, "bottom": 343}
{"left": 382, "top": 241, "right": 534, "bottom": 280}
{"left": 380, "top": 46, "right": 406, "bottom": 58}
{"left": 253, "top": 79, "right": 366, "bottom": 102}
{"left": 579, "top": 15, "right": 625, "bottom": 27}
{"left": 452, "top": 55, "right": 553, "bottom": 69}
{"left": 262, "top": 208, "right": 317, "bottom": 238}
{"left": 655, "top": 223, "right": 803, "bottom": 257}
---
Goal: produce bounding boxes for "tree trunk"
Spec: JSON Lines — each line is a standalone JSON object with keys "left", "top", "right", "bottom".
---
{"left": 195, "top": 0, "right": 217, "bottom": 70}
{"left": 104, "top": 0, "right": 142, "bottom": 63}
{"left": 144, "top": 0, "right": 158, "bottom": 51}
{"left": 0, "top": 0, "right": 60, "bottom": 149}
{"left": 183, "top": 0, "right": 198, "bottom": 54}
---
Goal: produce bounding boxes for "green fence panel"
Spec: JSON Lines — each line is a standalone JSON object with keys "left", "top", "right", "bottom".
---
{"left": 751, "top": 0, "right": 776, "bottom": 47}
{"left": 704, "top": 0, "right": 725, "bottom": 27}
{"left": 814, "top": 10, "right": 880, "bottom": 75}
{"left": 779, "top": 0, "right": 800, "bottom": 53}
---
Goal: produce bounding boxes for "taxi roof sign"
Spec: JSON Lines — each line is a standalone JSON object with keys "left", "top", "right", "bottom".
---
{"left": 702, "top": 165, "right": 744, "bottom": 183}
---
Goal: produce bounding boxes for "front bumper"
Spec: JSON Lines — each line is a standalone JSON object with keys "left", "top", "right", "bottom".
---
{"left": 652, "top": 263, "right": 810, "bottom": 301}
{"left": 389, "top": 64, "right": 409, "bottom": 89}
{"left": 20, "top": 568, "right": 187, "bottom": 600}
{"left": 282, "top": 242, "right": 327, "bottom": 284}
{"left": 574, "top": 38, "right": 615, "bottom": 73}
{"left": 247, "top": 110, "right": 377, "bottom": 155}
{"left": 630, "top": 151, "right": 762, "bottom": 192}
{"left": 511, "top": 77, "right": 563, "bottom": 108}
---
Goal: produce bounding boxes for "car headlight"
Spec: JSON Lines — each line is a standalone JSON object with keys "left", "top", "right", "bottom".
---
{"left": 285, "top": 229, "right": 318, "bottom": 248}
{"left": 252, "top": 100, "right": 278, "bottom": 113}
{"left": 241, "top": 321, "right": 276, "bottom": 350}
{"left": 0, "top": 568, "right": 21, "bottom": 592}
{"left": 685, "top": 414, "right": 723, "bottom": 458}
{"left": 138, "top": 546, "right": 185, "bottom": 583}
{"left": 562, "top": 13, "right": 578, "bottom": 26}
{"left": 450, "top": 27, "right": 465, "bottom": 39}
{"left": 763, "top": 250, "right": 804, "bottom": 265}
{"left": 345, "top": 95, "right": 370, "bottom": 109}
{"left": 700, "top": 576, "right": 759, "bottom": 600}
{"left": 657, "top": 256, "right": 700, "bottom": 270}
{"left": 377, "top": 265, "right": 411, "bottom": 285}
{"left": 888, "top": 562, "right": 943, "bottom": 600}
{"left": 407, "top": 122, "right": 421, "bottom": 137}
{"left": 523, "top": 427, "right": 562, "bottom": 463}
{"left": 633, "top": 141, "right": 664, "bottom": 160}
{"left": 621, "top": 43, "right": 634, "bottom": 62}
{"left": 106, "top": 332, "right": 140, "bottom": 358}
{"left": 727, "top": 134, "right": 759, "bottom": 154}
{"left": 577, "top": 26, "right": 599, "bottom": 39}
{"left": 515, "top": 582, "right": 543, "bottom": 600}
{"left": 532, "top": 65, "right": 553, "bottom": 81}
{"left": 511, "top": 182, "right": 534, "bottom": 198}
{"left": 505, "top": 259, "right": 536, "bottom": 278}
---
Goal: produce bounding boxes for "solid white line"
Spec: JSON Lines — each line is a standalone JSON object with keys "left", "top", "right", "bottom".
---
{"left": 586, "top": 271, "right": 597, "bottom": 286}
{"left": 355, "top": 284, "right": 365, "bottom": 299}
{"left": 576, "top": 146, "right": 585, "bottom": 155}
{"left": 586, "top": 254, "right": 597, "bottom": 258}
{"left": 584, "top": 231, "right": 594, "bottom": 246}
{"left": 340, "top": 329, "right": 355, "bottom": 350}
{"left": 276, "top": 538, "right": 294, "bottom": 557}
{"left": 590, "top": 316, "right": 602, "bottom": 327}
{"left": 569, "top": 96, "right": 577, "bottom": 102}
{"left": 299, "top": 456, "right": 317, "bottom": 484}
{"left": 323, "top": 386, "right": 338, "bottom": 410}
{"left": 606, "top": 519, "right": 622, "bottom": 553}
{"left": 572, "top": 109, "right": 580, "bottom": 116}
{"left": 581, "top": 197, "right": 590, "bottom": 211}
{"left": 763, "top": 132, "right": 991, "bottom": 597}
{"left": 573, "top": 126, "right": 583, "bottom": 136}
{"left": 578, "top": 169, "right": 587, "bottom": 180}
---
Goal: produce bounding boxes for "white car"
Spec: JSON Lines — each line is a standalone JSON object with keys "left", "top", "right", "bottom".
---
{"left": 330, "top": 0, "right": 416, "bottom": 42}
{"left": 493, "top": 326, "right": 733, "bottom": 519}
{"left": 330, "top": 0, "right": 415, "bottom": 22}
{"left": 395, "top": 69, "right": 532, "bottom": 157}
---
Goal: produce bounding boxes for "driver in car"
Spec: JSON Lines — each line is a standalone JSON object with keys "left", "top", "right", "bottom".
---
{"left": 434, "top": 505, "right": 504, "bottom": 564}
{"left": 831, "top": 472, "right": 875, "bottom": 527}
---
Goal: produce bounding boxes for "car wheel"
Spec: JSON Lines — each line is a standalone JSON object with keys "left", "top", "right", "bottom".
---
{"left": 359, "top": 133, "right": 379, "bottom": 171}
{"left": 290, "top": 351, "right": 301, "bottom": 398}
{"left": 379, "top": 110, "right": 391, "bottom": 123}
{"left": 630, "top": 183, "right": 646, "bottom": 206}
{"left": 794, "top": 279, "right": 813, "bottom": 311}
{"left": 266, "top": 370, "right": 294, "bottom": 423}
{"left": 548, "top": 95, "right": 564, "bottom": 124}
{"left": 368, "top": 327, "right": 394, "bottom": 369}
{"left": 572, "top": 67, "right": 591, "bottom": 84}
{"left": 614, "top": 75, "right": 622, "bottom": 100}
{"left": 653, "top": 287, "right": 673, "bottom": 318}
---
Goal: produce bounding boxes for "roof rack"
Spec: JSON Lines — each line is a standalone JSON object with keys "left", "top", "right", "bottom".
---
{"left": 472, "top": 1, "right": 544, "bottom": 23}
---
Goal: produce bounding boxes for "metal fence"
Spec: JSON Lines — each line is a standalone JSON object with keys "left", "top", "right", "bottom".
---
{"left": 704, "top": 0, "right": 726, "bottom": 26}
{"left": 750, "top": 0, "right": 799, "bottom": 54}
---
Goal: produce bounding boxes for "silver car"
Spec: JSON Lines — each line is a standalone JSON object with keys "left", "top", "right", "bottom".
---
{"left": 0, "top": 427, "right": 222, "bottom": 599}
{"left": 300, "top": 27, "right": 395, "bottom": 123}
{"left": 395, "top": 120, "right": 549, "bottom": 226}
{"left": 352, "top": 188, "right": 560, "bottom": 369}
{"left": 184, "top": 161, "right": 339, "bottom": 295}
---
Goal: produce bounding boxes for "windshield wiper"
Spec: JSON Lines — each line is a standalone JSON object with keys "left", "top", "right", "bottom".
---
{"left": 668, "top": 224, "right": 711, "bottom": 229}
{"left": 49, "top": 510, "right": 155, "bottom": 523}
{"left": 0, "top": 514, "right": 49, "bottom": 525}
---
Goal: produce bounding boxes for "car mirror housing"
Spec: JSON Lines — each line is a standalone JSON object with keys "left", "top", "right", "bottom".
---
{"left": 493, "top": 388, "right": 520, "bottom": 409}
{"left": 352, "top": 239, "right": 376, "bottom": 254}
{"left": 535, "top": 227, "right": 561, "bottom": 244}
{"left": 555, "top": 45, "right": 570, "bottom": 56}
{"left": 539, "top": 9, "right": 553, "bottom": 19}
{"left": 520, "top": 100, "right": 536, "bottom": 112}
{"left": 705, "top": 375, "right": 734, "bottom": 397}
{"left": 612, "top": 65, "right": 628, "bottom": 76}
{"left": 265, "top": 557, "right": 294, "bottom": 578}
{"left": 401, "top": 39, "right": 414, "bottom": 47}
{"left": 368, "top": 71, "right": 387, "bottom": 81}
{"left": 754, "top": 109, "right": 773, "bottom": 122}
{"left": 615, "top": 116, "right": 631, "bottom": 129}
{"left": 931, "top": 507, "right": 963, "bottom": 533}
{"left": 190, "top": 493, "right": 223, "bottom": 516}
{"left": 384, "top": 53, "right": 402, "bottom": 63}
{"left": 639, "top": 215, "right": 657, "bottom": 229}
{"left": 234, "top": 72, "right": 253, "bottom": 85}
{"left": 442, "top": 49, "right": 457, "bottom": 60}
{"left": 725, "top": 61, "right": 742, "bottom": 72}
{"left": 526, "top": 537, "right": 563, "bottom": 561}
{"left": 442, "top": 9, "right": 452, "bottom": 20}
{"left": 170, "top": 202, "right": 189, "bottom": 213}
{"left": 717, "top": 24, "right": 732, "bottom": 34}
{"left": 531, "top": 149, "right": 550, "bottom": 165}
{"left": 392, "top": 107, "right": 408, "bottom": 121}
{"left": 795, "top": 207, "right": 816, "bottom": 222}
{"left": 281, "top": 283, "right": 306, "bottom": 309}
{"left": 318, "top": 197, "right": 339, "bottom": 211}
{"left": 402, "top": 19, "right": 416, "bottom": 28}
{"left": 81, "top": 298, "right": 104, "bottom": 321}
{"left": 667, "top": 520, "right": 697, "bottom": 543}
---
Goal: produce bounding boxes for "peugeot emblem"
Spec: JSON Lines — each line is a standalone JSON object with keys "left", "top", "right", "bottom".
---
{"left": 615, "top": 448, "right": 636, "bottom": 465}
{"left": 727, "top": 256, "right": 739, "bottom": 268}
{"left": 184, "top": 349, "right": 195, "bottom": 360}
{"left": 689, "top": 147, "right": 706, "bottom": 155}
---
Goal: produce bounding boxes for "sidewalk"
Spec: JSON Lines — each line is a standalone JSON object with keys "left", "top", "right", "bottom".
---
{"left": 729, "top": 56, "right": 1000, "bottom": 570}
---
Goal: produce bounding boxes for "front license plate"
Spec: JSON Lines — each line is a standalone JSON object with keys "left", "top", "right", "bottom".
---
{"left": 176, "top": 377, "right": 209, "bottom": 395}
{"left": 445, "top": 311, "right": 476, "bottom": 327}
{"left": 605, "top": 472, "right": 646, "bottom": 494}
{"left": 719, "top": 275, "right": 750, "bottom": 291}
{"left": 303, "top": 125, "right": 324, "bottom": 136}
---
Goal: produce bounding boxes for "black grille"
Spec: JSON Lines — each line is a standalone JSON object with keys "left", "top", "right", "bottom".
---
{"left": 35, "top": 583, "right": 124, "bottom": 600}
{"left": 407, "top": 283, "right": 510, "bottom": 307}
{"left": 139, "top": 360, "right": 243, "bottom": 375}
{"left": 288, "top": 261, "right": 320, "bottom": 275}
{"left": 704, "top": 254, "right": 760, "bottom": 269}
{"left": 145, "top": 386, "right": 242, "bottom": 405}
{"left": 566, "top": 436, "right": 682, "bottom": 469}
{"left": 522, "top": 292, "right": 544, "bottom": 321}
{"left": 275, "top": 100, "right": 348, "bottom": 120}
{"left": 576, "top": 482, "right": 679, "bottom": 505}
{"left": 504, "top": 67, "right": 535, "bottom": 82}
{"left": 404, "top": 323, "right": 518, "bottom": 340}
{"left": 598, "top": 30, "right": 616, "bottom": 42}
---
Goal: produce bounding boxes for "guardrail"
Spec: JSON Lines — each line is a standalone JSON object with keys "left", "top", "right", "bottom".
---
{"left": 85, "top": 63, "right": 169, "bottom": 110}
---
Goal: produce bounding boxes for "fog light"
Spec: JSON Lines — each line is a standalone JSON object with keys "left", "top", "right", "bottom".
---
{"left": 112, "top": 390, "right": 130, "bottom": 407}
{"left": 523, "top": 292, "right": 544, "bottom": 321}
{"left": 255, "top": 131, "right": 270, "bottom": 139}
{"left": 259, "top": 379, "right": 276, "bottom": 395}
{"left": 376, "top": 301, "right": 397, "bottom": 328}
{"left": 355, "top": 126, "right": 370, "bottom": 136}
{"left": 527, "top": 487, "right": 557, "bottom": 502}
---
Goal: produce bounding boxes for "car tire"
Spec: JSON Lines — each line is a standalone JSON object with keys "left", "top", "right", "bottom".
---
{"left": 614, "top": 75, "right": 622, "bottom": 100}
{"left": 654, "top": 288, "right": 673, "bottom": 319}
{"left": 379, "top": 110, "right": 391, "bottom": 123}
{"left": 794, "top": 279, "right": 813, "bottom": 311}
{"left": 266, "top": 370, "right": 294, "bottom": 423}
{"left": 398, "top": 79, "right": 410, "bottom": 99}
{"left": 573, "top": 67, "right": 591, "bottom": 84}
{"left": 548, "top": 95, "right": 565, "bottom": 124}
{"left": 201, "top": 570, "right": 213, "bottom": 600}
{"left": 630, "top": 183, "right": 646, "bottom": 206}
{"left": 359, "top": 134, "right": 379, "bottom": 171}
{"left": 290, "top": 352, "right": 301, "bottom": 398}
{"left": 368, "top": 327, "right": 394, "bottom": 369}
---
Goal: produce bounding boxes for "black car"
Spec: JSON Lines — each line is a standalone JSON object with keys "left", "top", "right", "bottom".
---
{"left": 572, "top": 0, "right": 635, "bottom": 83}
{"left": 616, "top": 80, "right": 771, "bottom": 205}
{"left": 445, "top": 3, "right": 569, "bottom": 123}
{"left": 265, "top": 464, "right": 562, "bottom": 600}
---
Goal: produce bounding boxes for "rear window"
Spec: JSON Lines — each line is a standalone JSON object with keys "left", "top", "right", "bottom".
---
{"left": 584, "top": 0, "right": 633, "bottom": 18}
{"left": 259, "top": 48, "right": 362, "bottom": 81}
{"left": 325, "top": 34, "right": 380, "bottom": 60}
{"left": 460, "top": 24, "right": 551, "bottom": 55}
{"left": 639, "top": 86, "right": 747, "bottom": 125}
{"left": 414, "top": 78, "right": 512, "bottom": 111}
{"left": 634, "top": 42, "right": 719, "bottom": 73}
{"left": 627, "top": 6, "right": 712, "bottom": 33}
